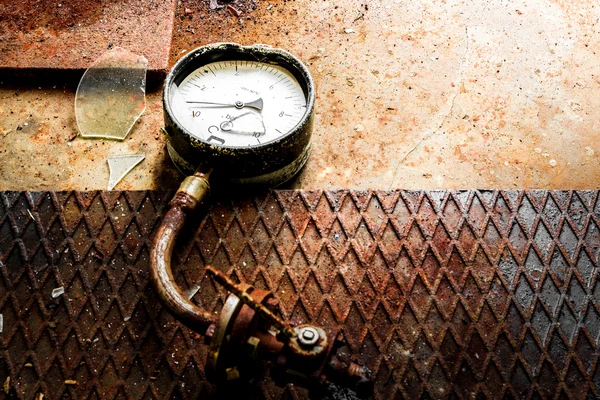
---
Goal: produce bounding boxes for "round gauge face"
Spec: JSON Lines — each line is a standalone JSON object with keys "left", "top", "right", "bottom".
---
{"left": 170, "top": 60, "right": 307, "bottom": 148}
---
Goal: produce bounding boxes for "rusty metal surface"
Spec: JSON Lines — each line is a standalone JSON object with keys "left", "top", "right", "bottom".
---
{"left": 0, "top": 0, "right": 176, "bottom": 73}
{"left": 1, "top": 189, "right": 600, "bottom": 399}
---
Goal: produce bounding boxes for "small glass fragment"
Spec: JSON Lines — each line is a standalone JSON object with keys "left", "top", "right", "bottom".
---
{"left": 107, "top": 154, "right": 145, "bottom": 190}
{"left": 0, "top": 314, "right": 3, "bottom": 333}
{"left": 75, "top": 47, "right": 147, "bottom": 140}
{"left": 51, "top": 287, "right": 65, "bottom": 298}
{"left": 184, "top": 285, "right": 200, "bottom": 300}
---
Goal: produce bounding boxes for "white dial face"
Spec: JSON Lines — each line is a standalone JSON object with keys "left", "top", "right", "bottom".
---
{"left": 171, "top": 60, "right": 307, "bottom": 148}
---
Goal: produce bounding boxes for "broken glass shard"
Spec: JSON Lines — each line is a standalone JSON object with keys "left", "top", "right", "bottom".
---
{"left": 51, "top": 286, "right": 65, "bottom": 298}
{"left": 184, "top": 285, "right": 200, "bottom": 300}
{"left": 107, "top": 154, "right": 145, "bottom": 190}
{"left": 75, "top": 47, "right": 147, "bottom": 140}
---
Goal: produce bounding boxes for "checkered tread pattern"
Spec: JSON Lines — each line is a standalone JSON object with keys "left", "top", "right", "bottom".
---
{"left": 1, "top": 190, "right": 600, "bottom": 399}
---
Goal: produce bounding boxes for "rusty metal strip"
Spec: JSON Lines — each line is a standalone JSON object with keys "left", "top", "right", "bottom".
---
{"left": 1, "top": 190, "right": 600, "bottom": 399}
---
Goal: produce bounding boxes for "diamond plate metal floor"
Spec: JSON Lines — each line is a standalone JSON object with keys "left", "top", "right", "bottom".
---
{"left": 1, "top": 190, "right": 600, "bottom": 399}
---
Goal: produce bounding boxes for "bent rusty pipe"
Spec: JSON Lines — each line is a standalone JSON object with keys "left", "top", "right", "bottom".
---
{"left": 150, "top": 168, "right": 216, "bottom": 334}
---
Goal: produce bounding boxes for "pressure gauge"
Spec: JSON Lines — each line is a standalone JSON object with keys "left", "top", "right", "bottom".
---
{"left": 155, "top": 43, "right": 373, "bottom": 396}
{"left": 163, "top": 43, "right": 315, "bottom": 187}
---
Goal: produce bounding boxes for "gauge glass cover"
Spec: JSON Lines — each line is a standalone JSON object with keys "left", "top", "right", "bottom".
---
{"left": 171, "top": 60, "right": 307, "bottom": 148}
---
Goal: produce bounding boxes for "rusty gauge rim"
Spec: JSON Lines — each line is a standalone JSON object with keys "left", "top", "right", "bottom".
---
{"left": 163, "top": 43, "right": 315, "bottom": 187}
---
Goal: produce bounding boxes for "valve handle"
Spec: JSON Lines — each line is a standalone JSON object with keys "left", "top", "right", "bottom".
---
{"left": 205, "top": 266, "right": 297, "bottom": 341}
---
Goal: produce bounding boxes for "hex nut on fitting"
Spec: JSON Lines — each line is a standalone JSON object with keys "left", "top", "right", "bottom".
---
{"left": 298, "top": 326, "right": 319, "bottom": 347}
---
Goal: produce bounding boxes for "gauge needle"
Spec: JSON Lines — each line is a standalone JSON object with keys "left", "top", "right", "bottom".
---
{"left": 186, "top": 98, "right": 264, "bottom": 111}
